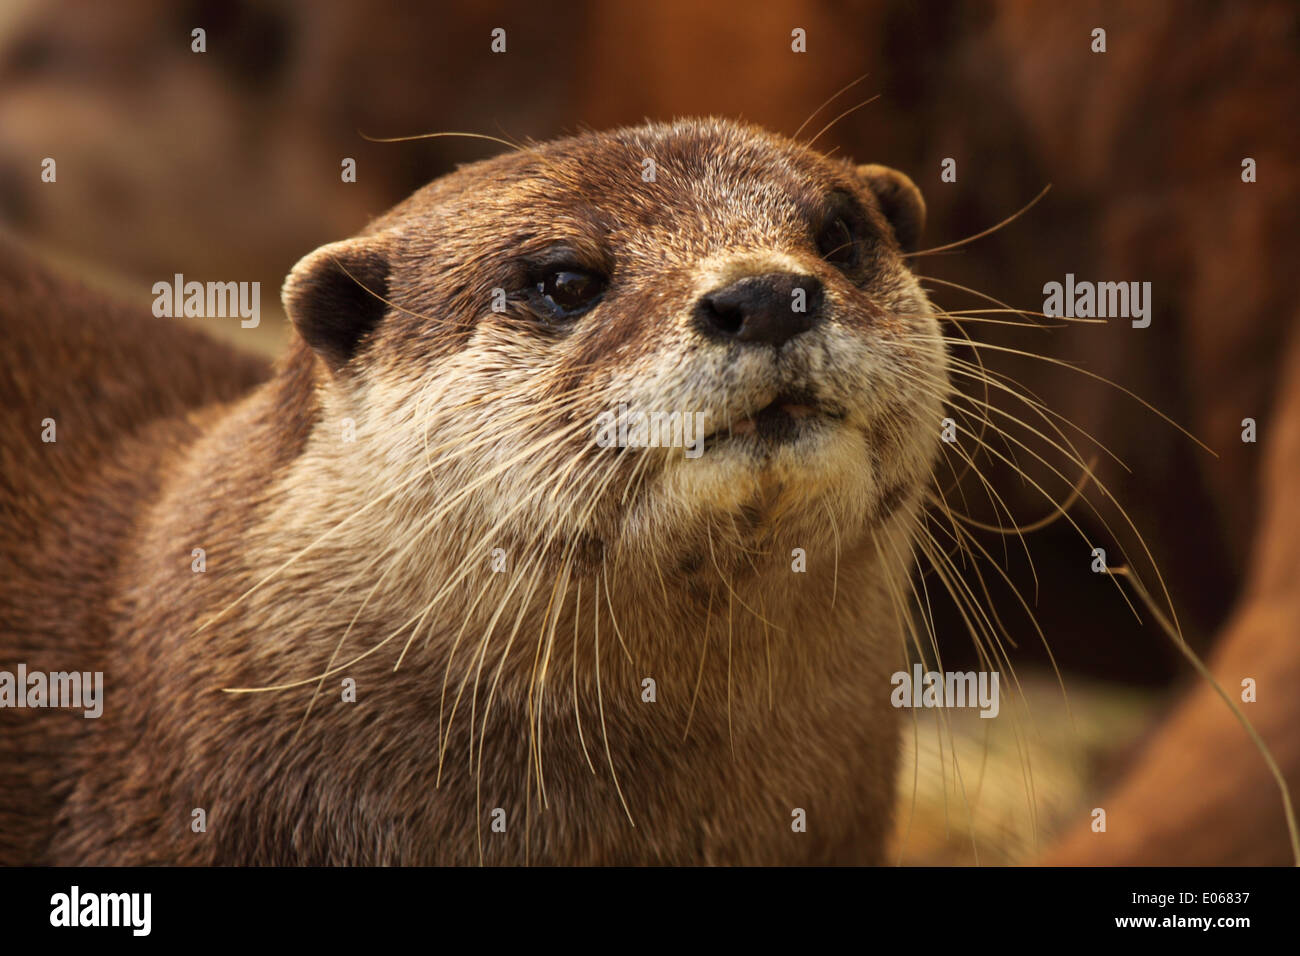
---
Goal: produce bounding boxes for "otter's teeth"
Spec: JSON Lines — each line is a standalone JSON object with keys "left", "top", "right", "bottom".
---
{"left": 782, "top": 404, "right": 816, "bottom": 420}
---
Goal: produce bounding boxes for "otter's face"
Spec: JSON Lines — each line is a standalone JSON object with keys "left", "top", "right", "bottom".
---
{"left": 283, "top": 119, "right": 947, "bottom": 576}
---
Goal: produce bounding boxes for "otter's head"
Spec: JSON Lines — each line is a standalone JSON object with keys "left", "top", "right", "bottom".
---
{"left": 282, "top": 118, "right": 947, "bottom": 583}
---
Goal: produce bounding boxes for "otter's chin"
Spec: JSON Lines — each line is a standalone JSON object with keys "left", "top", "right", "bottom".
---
{"left": 656, "top": 418, "right": 878, "bottom": 516}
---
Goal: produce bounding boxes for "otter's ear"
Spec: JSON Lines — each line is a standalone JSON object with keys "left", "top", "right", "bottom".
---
{"left": 282, "top": 238, "right": 390, "bottom": 370}
{"left": 855, "top": 164, "right": 926, "bottom": 253}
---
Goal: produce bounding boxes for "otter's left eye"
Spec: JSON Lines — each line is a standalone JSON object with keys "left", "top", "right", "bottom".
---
{"left": 816, "top": 214, "right": 857, "bottom": 269}
{"left": 537, "top": 268, "right": 606, "bottom": 318}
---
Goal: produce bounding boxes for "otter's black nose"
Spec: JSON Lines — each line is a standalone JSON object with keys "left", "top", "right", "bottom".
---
{"left": 695, "top": 273, "right": 824, "bottom": 348}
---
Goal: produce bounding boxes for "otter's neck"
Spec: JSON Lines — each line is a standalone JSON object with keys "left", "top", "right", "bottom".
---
{"left": 138, "top": 351, "right": 916, "bottom": 862}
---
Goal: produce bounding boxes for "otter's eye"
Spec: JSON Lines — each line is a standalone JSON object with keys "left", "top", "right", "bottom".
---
{"left": 537, "top": 267, "right": 606, "bottom": 318}
{"left": 816, "top": 214, "right": 857, "bottom": 269}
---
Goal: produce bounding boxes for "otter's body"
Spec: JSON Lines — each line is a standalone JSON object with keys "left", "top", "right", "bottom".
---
{"left": 1, "top": 119, "right": 945, "bottom": 864}
{"left": 0, "top": 244, "right": 269, "bottom": 863}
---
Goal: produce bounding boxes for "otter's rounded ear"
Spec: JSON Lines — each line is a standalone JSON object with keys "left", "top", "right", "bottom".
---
{"left": 855, "top": 164, "right": 926, "bottom": 253}
{"left": 282, "top": 238, "right": 390, "bottom": 370}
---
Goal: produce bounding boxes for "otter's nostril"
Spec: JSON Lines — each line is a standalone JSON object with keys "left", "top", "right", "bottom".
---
{"left": 694, "top": 272, "right": 823, "bottom": 348}
{"left": 700, "top": 296, "right": 745, "bottom": 336}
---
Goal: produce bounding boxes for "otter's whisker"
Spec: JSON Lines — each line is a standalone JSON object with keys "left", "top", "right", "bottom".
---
{"left": 805, "top": 93, "right": 882, "bottom": 150}
{"left": 905, "top": 185, "right": 1052, "bottom": 259}
{"left": 592, "top": 573, "right": 636, "bottom": 827}
{"left": 792, "top": 72, "right": 872, "bottom": 141}
{"left": 683, "top": 586, "right": 715, "bottom": 742}
{"left": 571, "top": 579, "right": 596, "bottom": 775}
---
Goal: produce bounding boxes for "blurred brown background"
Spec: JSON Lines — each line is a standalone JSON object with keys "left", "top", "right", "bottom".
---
{"left": 2, "top": 0, "right": 1296, "bottom": 863}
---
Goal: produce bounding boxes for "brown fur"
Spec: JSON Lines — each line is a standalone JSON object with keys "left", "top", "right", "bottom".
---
{"left": 8, "top": 0, "right": 1295, "bottom": 865}
{"left": 0, "top": 120, "right": 946, "bottom": 864}
{"left": 0, "top": 235, "right": 269, "bottom": 863}
{"left": 587, "top": 0, "right": 1300, "bottom": 862}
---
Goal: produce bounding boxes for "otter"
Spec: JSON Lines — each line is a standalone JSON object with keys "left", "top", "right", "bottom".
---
{"left": 0, "top": 118, "right": 946, "bottom": 865}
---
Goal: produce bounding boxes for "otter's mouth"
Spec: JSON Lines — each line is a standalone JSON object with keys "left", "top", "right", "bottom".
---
{"left": 706, "top": 391, "right": 844, "bottom": 447}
